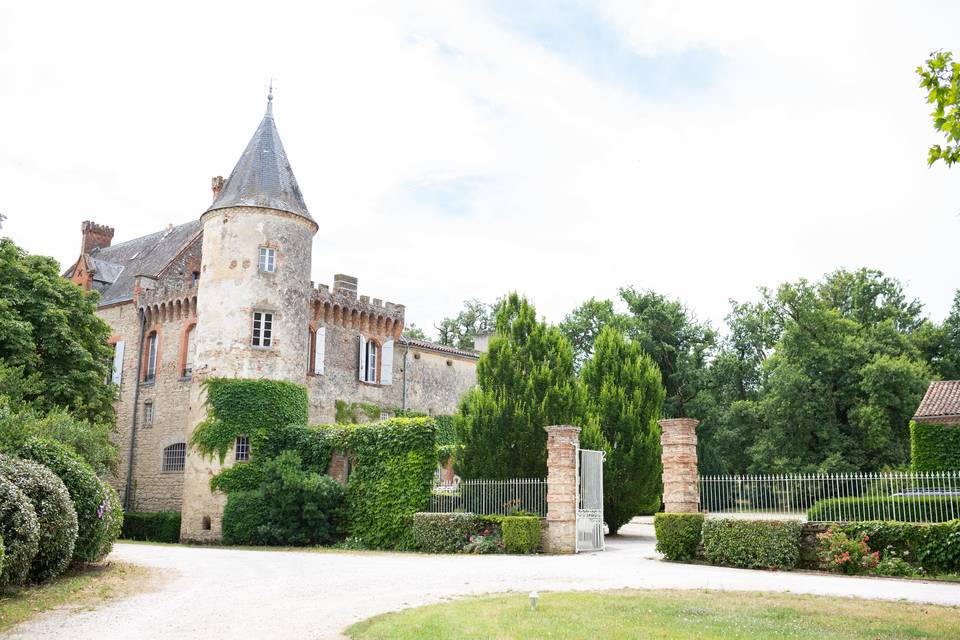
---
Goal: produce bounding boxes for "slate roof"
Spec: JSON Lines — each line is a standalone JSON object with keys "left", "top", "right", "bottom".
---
{"left": 914, "top": 380, "right": 960, "bottom": 422}
{"left": 86, "top": 220, "right": 201, "bottom": 306}
{"left": 206, "top": 95, "right": 313, "bottom": 222}
{"left": 400, "top": 337, "right": 479, "bottom": 360}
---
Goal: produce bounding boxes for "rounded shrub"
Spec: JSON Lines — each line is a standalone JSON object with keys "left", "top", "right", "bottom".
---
{"left": 0, "top": 455, "right": 78, "bottom": 582}
{"left": 16, "top": 438, "right": 119, "bottom": 562}
{"left": 0, "top": 474, "right": 39, "bottom": 590}
{"left": 502, "top": 516, "right": 540, "bottom": 554}
{"left": 222, "top": 491, "right": 268, "bottom": 545}
{"left": 653, "top": 512, "right": 704, "bottom": 561}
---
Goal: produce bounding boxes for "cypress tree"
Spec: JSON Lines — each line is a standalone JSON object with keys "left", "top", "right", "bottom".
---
{"left": 581, "top": 326, "right": 665, "bottom": 533}
{"left": 456, "top": 293, "right": 583, "bottom": 479}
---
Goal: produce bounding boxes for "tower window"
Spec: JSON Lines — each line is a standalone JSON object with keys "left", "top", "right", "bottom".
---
{"left": 365, "top": 339, "right": 378, "bottom": 382}
{"left": 235, "top": 435, "right": 250, "bottom": 462}
{"left": 191, "top": 271, "right": 200, "bottom": 285}
{"left": 144, "top": 331, "right": 158, "bottom": 382}
{"left": 143, "top": 400, "right": 154, "bottom": 426}
{"left": 162, "top": 443, "right": 186, "bottom": 472}
{"left": 183, "top": 325, "right": 196, "bottom": 377}
{"left": 252, "top": 311, "right": 273, "bottom": 347}
{"left": 258, "top": 247, "right": 276, "bottom": 273}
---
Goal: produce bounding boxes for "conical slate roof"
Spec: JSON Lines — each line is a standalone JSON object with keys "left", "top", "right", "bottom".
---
{"left": 207, "top": 95, "right": 313, "bottom": 222}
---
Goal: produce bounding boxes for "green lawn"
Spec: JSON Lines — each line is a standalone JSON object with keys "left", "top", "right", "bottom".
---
{"left": 0, "top": 562, "right": 151, "bottom": 632}
{"left": 347, "top": 589, "right": 960, "bottom": 639}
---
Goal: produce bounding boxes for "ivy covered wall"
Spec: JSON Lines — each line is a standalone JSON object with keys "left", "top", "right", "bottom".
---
{"left": 911, "top": 421, "right": 960, "bottom": 471}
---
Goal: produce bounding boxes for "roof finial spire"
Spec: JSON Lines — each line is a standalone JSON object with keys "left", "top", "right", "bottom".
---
{"left": 266, "top": 77, "right": 274, "bottom": 116}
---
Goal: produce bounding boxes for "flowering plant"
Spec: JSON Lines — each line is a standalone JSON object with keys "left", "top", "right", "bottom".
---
{"left": 817, "top": 528, "right": 879, "bottom": 575}
{"left": 463, "top": 525, "right": 505, "bottom": 554}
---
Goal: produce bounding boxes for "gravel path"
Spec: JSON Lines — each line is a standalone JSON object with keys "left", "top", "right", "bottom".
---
{"left": 6, "top": 519, "right": 960, "bottom": 640}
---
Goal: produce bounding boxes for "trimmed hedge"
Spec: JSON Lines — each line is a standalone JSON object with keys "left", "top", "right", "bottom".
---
{"left": 221, "top": 451, "right": 346, "bottom": 546}
{"left": 121, "top": 512, "right": 181, "bottom": 543}
{"left": 0, "top": 474, "right": 39, "bottom": 590}
{"left": 653, "top": 513, "right": 704, "bottom": 561}
{"left": 837, "top": 520, "right": 960, "bottom": 574}
{"left": 0, "top": 455, "right": 78, "bottom": 582}
{"left": 701, "top": 519, "right": 802, "bottom": 570}
{"left": 910, "top": 421, "right": 960, "bottom": 471}
{"left": 16, "top": 438, "right": 120, "bottom": 563}
{"left": 411, "top": 512, "right": 478, "bottom": 553}
{"left": 807, "top": 496, "right": 960, "bottom": 523}
{"left": 502, "top": 516, "right": 540, "bottom": 554}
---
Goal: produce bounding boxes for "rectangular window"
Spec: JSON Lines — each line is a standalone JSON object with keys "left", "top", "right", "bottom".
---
{"left": 252, "top": 312, "right": 273, "bottom": 347}
{"left": 235, "top": 435, "right": 250, "bottom": 462}
{"left": 143, "top": 401, "right": 154, "bottom": 426}
{"left": 366, "top": 340, "right": 377, "bottom": 383}
{"left": 162, "top": 443, "right": 186, "bottom": 472}
{"left": 258, "top": 247, "right": 276, "bottom": 273}
{"left": 183, "top": 327, "right": 196, "bottom": 376}
{"left": 145, "top": 333, "right": 158, "bottom": 382}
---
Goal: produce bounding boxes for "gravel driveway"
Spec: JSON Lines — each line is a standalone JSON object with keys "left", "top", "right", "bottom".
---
{"left": 6, "top": 519, "right": 960, "bottom": 640}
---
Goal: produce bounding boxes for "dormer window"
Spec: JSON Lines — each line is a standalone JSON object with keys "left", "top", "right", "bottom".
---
{"left": 258, "top": 247, "right": 276, "bottom": 273}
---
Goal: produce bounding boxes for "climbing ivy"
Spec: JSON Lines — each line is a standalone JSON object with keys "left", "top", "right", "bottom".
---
{"left": 326, "top": 417, "right": 437, "bottom": 550}
{"left": 911, "top": 421, "right": 960, "bottom": 471}
{"left": 191, "top": 378, "right": 309, "bottom": 464}
{"left": 334, "top": 400, "right": 383, "bottom": 424}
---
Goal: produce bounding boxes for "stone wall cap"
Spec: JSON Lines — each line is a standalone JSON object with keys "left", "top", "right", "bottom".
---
{"left": 658, "top": 418, "right": 700, "bottom": 429}
{"left": 544, "top": 424, "right": 581, "bottom": 434}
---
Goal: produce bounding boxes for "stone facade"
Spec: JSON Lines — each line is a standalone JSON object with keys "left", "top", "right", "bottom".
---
{"left": 543, "top": 425, "right": 580, "bottom": 554}
{"left": 70, "top": 97, "right": 480, "bottom": 541}
{"left": 659, "top": 418, "right": 700, "bottom": 513}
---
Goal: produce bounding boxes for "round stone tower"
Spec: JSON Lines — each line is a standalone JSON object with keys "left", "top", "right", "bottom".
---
{"left": 181, "top": 90, "right": 318, "bottom": 541}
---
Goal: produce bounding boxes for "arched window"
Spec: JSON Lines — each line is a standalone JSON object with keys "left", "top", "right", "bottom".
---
{"left": 144, "top": 331, "right": 158, "bottom": 382}
{"left": 183, "top": 325, "right": 196, "bottom": 377}
{"left": 162, "top": 443, "right": 186, "bottom": 472}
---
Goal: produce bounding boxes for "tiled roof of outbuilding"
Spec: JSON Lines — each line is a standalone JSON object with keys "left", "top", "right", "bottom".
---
{"left": 914, "top": 380, "right": 960, "bottom": 420}
{"left": 400, "top": 337, "right": 479, "bottom": 360}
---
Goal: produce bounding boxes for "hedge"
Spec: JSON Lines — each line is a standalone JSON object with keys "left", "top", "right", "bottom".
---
{"left": 701, "top": 519, "right": 802, "bottom": 570}
{"left": 17, "top": 438, "right": 121, "bottom": 563}
{"left": 502, "top": 516, "right": 540, "bottom": 554}
{"left": 0, "top": 533, "right": 5, "bottom": 576}
{"left": 910, "top": 421, "right": 960, "bottom": 471}
{"left": 0, "top": 455, "right": 78, "bottom": 582}
{"left": 837, "top": 519, "right": 960, "bottom": 574}
{"left": 807, "top": 496, "right": 960, "bottom": 523}
{"left": 121, "top": 512, "right": 181, "bottom": 543}
{"left": 411, "top": 512, "right": 478, "bottom": 553}
{"left": 0, "top": 474, "right": 39, "bottom": 590}
{"left": 221, "top": 451, "right": 346, "bottom": 546}
{"left": 653, "top": 513, "right": 703, "bottom": 561}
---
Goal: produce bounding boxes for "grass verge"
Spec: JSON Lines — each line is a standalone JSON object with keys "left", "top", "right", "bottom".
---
{"left": 0, "top": 562, "right": 155, "bottom": 633}
{"left": 347, "top": 589, "right": 960, "bottom": 639}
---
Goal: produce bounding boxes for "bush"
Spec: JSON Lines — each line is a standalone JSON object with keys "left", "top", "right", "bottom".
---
{"left": 0, "top": 533, "right": 4, "bottom": 575}
{"left": 807, "top": 496, "right": 960, "bottom": 523}
{"left": 0, "top": 475, "right": 39, "bottom": 590}
{"left": 121, "top": 512, "right": 181, "bottom": 543}
{"left": 411, "top": 513, "right": 479, "bottom": 553}
{"left": 701, "top": 519, "right": 802, "bottom": 570}
{"left": 16, "top": 438, "right": 121, "bottom": 562}
{"left": 502, "top": 516, "right": 540, "bottom": 554}
{"left": 221, "top": 451, "right": 346, "bottom": 546}
{"left": 910, "top": 421, "right": 960, "bottom": 471}
{"left": 817, "top": 528, "right": 879, "bottom": 575}
{"left": 653, "top": 513, "right": 704, "bottom": 561}
{"left": 0, "top": 455, "right": 78, "bottom": 582}
{"left": 875, "top": 553, "right": 918, "bottom": 577}
{"left": 838, "top": 520, "right": 960, "bottom": 574}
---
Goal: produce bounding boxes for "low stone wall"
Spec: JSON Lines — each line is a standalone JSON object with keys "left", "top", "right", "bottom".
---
{"left": 799, "top": 521, "right": 831, "bottom": 569}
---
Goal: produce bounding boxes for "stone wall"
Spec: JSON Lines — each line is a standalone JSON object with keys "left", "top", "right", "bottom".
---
{"left": 543, "top": 425, "right": 579, "bottom": 554}
{"left": 659, "top": 418, "right": 700, "bottom": 513}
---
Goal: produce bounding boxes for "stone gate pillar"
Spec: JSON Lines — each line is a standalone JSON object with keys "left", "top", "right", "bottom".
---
{"left": 544, "top": 425, "right": 580, "bottom": 554}
{"left": 658, "top": 418, "right": 700, "bottom": 513}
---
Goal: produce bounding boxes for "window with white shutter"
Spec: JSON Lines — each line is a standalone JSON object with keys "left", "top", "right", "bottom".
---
{"left": 314, "top": 327, "right": 326, "bottom": 375}
{"left": 358, "top": 335, "right": 367, "bottom": 381}
{"left": 381, "top": 339, "right": 394, "bottom": 385}
{"left": 111, "top": 340, "right": 125, "bottom": 385}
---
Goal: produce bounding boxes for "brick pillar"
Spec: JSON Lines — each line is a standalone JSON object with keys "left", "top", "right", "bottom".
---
{"left": 544, "top": 425, "right": 580, "bottom": 554}
{"left": 659, "top": 418, "right": 700, "bottom": 513}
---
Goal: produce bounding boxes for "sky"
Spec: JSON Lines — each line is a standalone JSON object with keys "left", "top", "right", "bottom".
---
{"left": 1, "top": 1, "right": 958, "bottom": 337}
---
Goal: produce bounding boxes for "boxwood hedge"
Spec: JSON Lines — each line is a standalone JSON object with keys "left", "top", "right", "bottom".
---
{"left": 0, "top": 455, "right": 78, "bottom": 582}
{"left": 653, "top": 513, "right": 704, "bottom": 561}
{"left": 502, "top": 515, "right": 540, "bottom": 554}
{"left": 701, "top": 518, "right": 802, "bottom": 570}
{"left": 411, "top": 512, "right": 479, "bottom": 553}
{"left": 121, "top": 511, "right": 182, "bottom": 543}
{"left": 0, "top": 474, "right": 39, "bottom": 590}
{"left": 807, "top": 496, "right": 960, "bottom": 523}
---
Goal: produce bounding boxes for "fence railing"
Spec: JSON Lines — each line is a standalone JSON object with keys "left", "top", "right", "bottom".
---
{"left": 429, "top": 478, "right": 547, "bottom": 517}
{"left": 700, "top": 471, "right": 960, "bottom": 522}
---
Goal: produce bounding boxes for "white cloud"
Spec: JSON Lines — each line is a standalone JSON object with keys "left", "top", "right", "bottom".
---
{"left": 0, "top": 1, "right": 957, "bottom": 338}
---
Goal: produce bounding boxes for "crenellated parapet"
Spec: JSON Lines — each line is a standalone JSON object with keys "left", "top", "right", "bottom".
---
{"left": 136, "top": 277, "right": 198, "bottom": 326}
{"left": 310, "top": 280, "right": 405, "bottom": 339}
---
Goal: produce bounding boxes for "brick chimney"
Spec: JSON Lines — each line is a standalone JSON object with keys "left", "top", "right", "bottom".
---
{"left": 211, "top": 176, "right": 225, "bottom": 200}
{"left": 80, "top": 221, "right": 114, "bottom": 254}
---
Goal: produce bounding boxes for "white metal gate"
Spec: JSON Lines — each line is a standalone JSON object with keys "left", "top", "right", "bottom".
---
{"left": 576, "top": 447, "right": 605, "bottom": 552}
